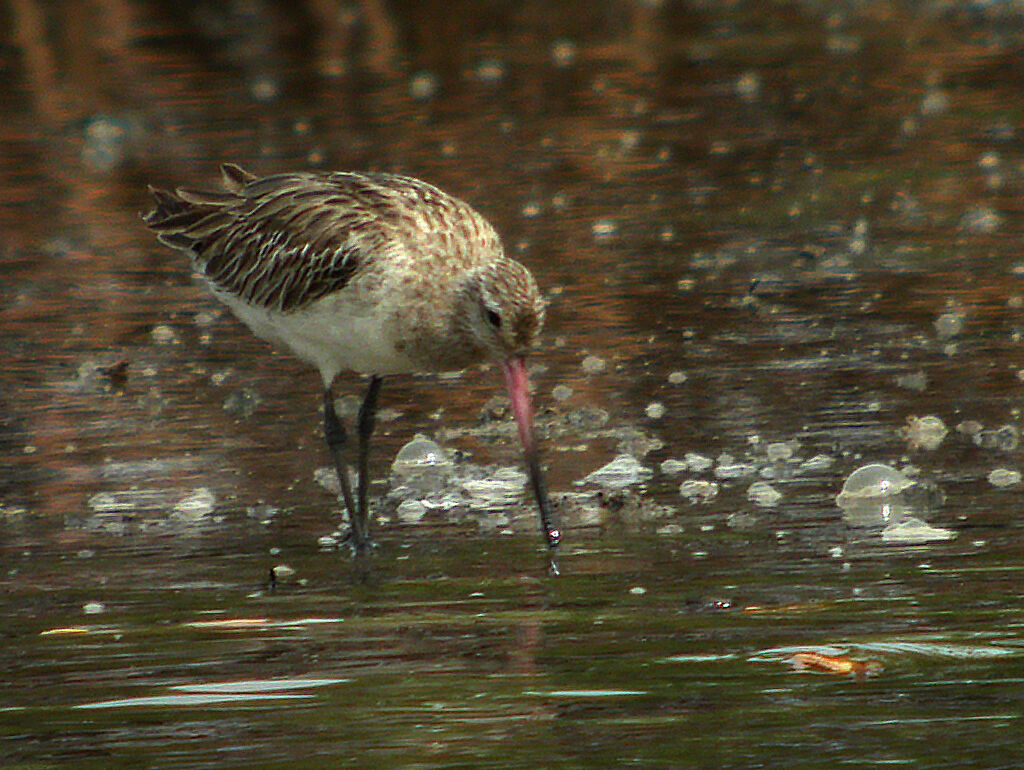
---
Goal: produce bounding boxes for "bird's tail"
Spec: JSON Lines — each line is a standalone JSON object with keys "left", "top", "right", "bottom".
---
{"left": 143, "top": 164, "right": 257, "bottom": 252}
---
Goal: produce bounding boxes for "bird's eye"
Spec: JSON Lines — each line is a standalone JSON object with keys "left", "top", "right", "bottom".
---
{"left": 485, "top": 308, "right": 502, "bottom": 328}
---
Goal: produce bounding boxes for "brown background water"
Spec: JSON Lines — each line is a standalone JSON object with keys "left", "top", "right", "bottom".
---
{"left": 3, "top": 1, "right": 1024, "bottom": 767}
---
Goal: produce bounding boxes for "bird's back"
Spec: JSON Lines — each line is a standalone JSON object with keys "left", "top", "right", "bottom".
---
{"left": 144, "top": 164, "right": 504, "bottom": 314}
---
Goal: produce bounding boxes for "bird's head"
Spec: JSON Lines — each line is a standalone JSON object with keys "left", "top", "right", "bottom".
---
{"left": 460, "top": 257, "right": 546, "bottom": 361}
{"left": 455, "top": 257, "right": 559, "bottom": 554}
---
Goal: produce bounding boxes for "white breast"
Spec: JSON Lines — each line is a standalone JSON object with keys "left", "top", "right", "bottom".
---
{"left": 213, "top": 287, "right": 420, "bottom": 385}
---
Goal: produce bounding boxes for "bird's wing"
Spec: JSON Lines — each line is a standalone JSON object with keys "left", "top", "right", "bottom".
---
{"left": 144, "top": 165, "right": 403, "bottom": 312}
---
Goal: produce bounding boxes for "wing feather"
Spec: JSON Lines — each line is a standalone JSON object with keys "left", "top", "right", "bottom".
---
{"left": 144, "top": 166, "right": 393, "bottom": 311}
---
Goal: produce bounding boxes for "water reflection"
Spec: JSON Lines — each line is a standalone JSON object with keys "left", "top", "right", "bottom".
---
{"left": 4, "top": 1, "right": 1024, "bottom": 767}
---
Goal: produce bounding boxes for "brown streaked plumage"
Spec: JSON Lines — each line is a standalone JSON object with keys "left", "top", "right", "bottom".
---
{"left": 145, "top": 164, "right": 559, "bottom": 564}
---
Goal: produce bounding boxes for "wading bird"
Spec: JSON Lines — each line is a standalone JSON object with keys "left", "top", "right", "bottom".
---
{"left": 145, "top": 164, "right": 559, "bottom": 565}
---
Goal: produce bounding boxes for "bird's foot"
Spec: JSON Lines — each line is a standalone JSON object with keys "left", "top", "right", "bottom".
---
{"left": 339, "top": 528, "right": 377, "bottom": 556}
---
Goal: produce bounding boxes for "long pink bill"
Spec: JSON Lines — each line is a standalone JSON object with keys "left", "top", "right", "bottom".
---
{"left": 503, "top": 357, "right": 560, "bottom": 562}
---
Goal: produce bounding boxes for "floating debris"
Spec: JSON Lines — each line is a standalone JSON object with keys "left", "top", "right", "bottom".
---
{"left": 552, "top": 384, "right": 574, "bottom": 402}
{"left": 460, "top": 467, "right": 528, "bottom": 510}
{"left": 249, "top": 75, "right": 280, "bottom": 102}
{"left": 714, "top": 454, "right": 756, "bottom": 480}
{"left": 172, "top": 488, "right": 217, "bottom": 522}
{"left": 747, "top": 481, "right": 782, "bottom": 508}
{"left": 395, "top": 499, "right": 427, "bottom": 524}
{"left": 223, "top": 388, "right": 262, "bottom": 418}
{"left": 765, "top": 442, "right": 795, "bottom": 463}
{"left": 40, "top": 627, "right": 91, "bottom": 636}
{"left": 934, "top": 311, "right": 965, "bottom": 339}
{"left": 591, "top": 218, "right": 618, "bottom": 240}
{"left": 609, "top": 426, "right": 664, "bottom": 458}
{"left": 881, "top": 517, "right": 956, "bottom": 544}
{"left": 317, "top": 534, "right": 340, "bottom": 550}
{"left": 580, "top": 455, "right": 652, "bottom": 489}
{"left": 679, "top": 479, "right": 719, "bottom": 503}
{"left": 958, "top": 204, "right": 1002, "bottom": 234}
{"left": 659, "top": 458, "right": 689, "bottom": 476}
{"left": 798, "top": 454, "right": 834, "bottom": 474}
{"left": 836, "top": 463, "right": 915, "bottom": 527}
{"left": 895, "top": 370, "right": 928, "bottom": 392}
{"left": 684, "top": 451, "right": 714, "bottom": 473}
{"left": 848, "top": 217, "right": 870, "bottom": 255}
{"left": 150, "top": 324, "right": 179, "bottom": 345}
{"left": 521, "top": 200, "right": 542, "bottom": 218}
{"left": 645, "top": 401, "right": 666, "bottom": 420}
{"left": 581, "top": 355, "right": 607, "bottom": 374}
{"left": 88, "top": 491, "right": 140, "bottom": 516}
{"left": 98, "top": 359, "right": 130, "bottom": 390}
{"left": 82, "top": 115, "right": 135, "bottom": 172}
{"left": 559, "top": 405, "right": 610, "bottom": 431}
{"left": 551, "top": 38, "right": 578, "bottom": 68}
{"left": 735, "top": 71, "right": 761, "bottom": 102}
{"left": 987, "top": 468, "right": 1021, "bottom": 488}
{"left": 789, "top": 652, "right": 883, "bottom": 679}
{"left": 270, "top": 564, "right": 297, "bottom": 584}
{"left": 313, "top": 466, "right": 343, "bottom": 496}
{"left": 904, "top": 415, "right": 947, "bottom": 451}
{"left": 524, "top": 689, "right": 647, "bottom": 698}
{"left": 956, "top": 420, "right": 983, "bottom": 439}
{"left": 85, "top": 488, "right": 184, "bottom": 530}
{"left": 837, "top": 463, "right": 913, "bottom": 502}
{"left": 826, "top": 32, "right": 863, "bottom": 55}
{"left": 409, "top": 71, "right": 439, "bottom": 100}
{"left": 919, "top": 86, "right": 949, "bottom": 116}
{"left": 246, "top": 504, "right": 278, "bottom": 525}
{"left": 473, "top": 58, "right": 506, "bottom": 83}
{"left": 383, "top": 435, "right": 463, "bottom": 519}
{"left": 973, "top": 424, "right": 1018, "bottom": 452}
{"left": 726, "top": 512, "right": 756, "bottom": 529}
{"left": 979, "top": 151, "right": 1003, "bottom": 189}
{"left": 391, "top": 434, "right": 455, "bottom": 480}
{"left": 556, "top": 487, "right": 662, "bottom": 529}
{"left": 889, "top": 191, "right": 928, "bottom": 224}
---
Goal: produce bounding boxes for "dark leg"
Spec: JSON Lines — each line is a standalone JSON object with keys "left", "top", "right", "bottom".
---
{"left": 323, "top": 385, "right": 366, "bottom": 550}
{"left": 355, "top": 376, "right": 383, "bottom": 532}
{"left": 323, "top": 378, "right": 384, "bottom": 554}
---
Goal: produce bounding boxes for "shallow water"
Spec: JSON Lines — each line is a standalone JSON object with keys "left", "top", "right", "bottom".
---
{"left": 4, "top": 2, "right": 1024, "bottom": 767}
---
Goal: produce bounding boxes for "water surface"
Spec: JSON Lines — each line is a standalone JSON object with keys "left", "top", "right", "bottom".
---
{"left": 3, "top": 2, "right": 1024, "bottom": 767}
